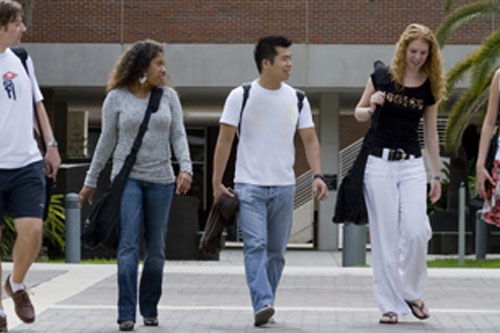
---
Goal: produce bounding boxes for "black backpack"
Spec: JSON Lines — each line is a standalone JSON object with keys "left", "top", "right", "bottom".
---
{"left": 237, "top": 83, "right": 306, "bottom": 136}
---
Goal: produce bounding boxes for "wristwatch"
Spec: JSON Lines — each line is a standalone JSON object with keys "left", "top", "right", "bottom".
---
{"left": 47, "top": 140, "right": 58, "bottom": 147}
{"left": 313, "top": 174, "right": 326, "bottom": 183}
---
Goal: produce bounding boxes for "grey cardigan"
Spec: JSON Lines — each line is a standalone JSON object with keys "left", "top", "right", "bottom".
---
{"left": 84, "top": 87, "right": 192, "bottom": 188}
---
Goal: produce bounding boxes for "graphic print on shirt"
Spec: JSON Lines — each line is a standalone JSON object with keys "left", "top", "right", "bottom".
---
{"left": 3, "top": 71, "right": 18, "bottom": 100}
{"left": 386, "top": 92, "right": 424, "bottom": 110}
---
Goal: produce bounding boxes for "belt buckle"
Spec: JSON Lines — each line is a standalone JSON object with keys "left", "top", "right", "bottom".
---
{"left": 390, "top": 148, "right": 407, "bottom": 161}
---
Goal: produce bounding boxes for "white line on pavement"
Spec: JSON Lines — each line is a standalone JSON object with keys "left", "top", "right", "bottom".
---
{"left": 48, "top": 304, "right": 500, "bottom": 314}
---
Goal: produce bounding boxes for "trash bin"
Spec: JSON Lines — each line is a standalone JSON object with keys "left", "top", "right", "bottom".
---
{"left": 165, "top": 195, "right": 200, "bottom": 260}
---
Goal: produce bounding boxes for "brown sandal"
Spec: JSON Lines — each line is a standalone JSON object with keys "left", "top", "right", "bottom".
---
{"left": 379, "top": 312, "right": 398, "bottom": 324}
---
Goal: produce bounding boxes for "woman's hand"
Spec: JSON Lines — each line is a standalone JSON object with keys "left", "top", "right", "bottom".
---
{"left": 369, "top": 91, "right": 386, "bottom": 113}
{"left": 78, "top": 185, "right": 96, "bottom": 208}
{"left": 176, "top": 171, "right": 192, "bottom": 195}
{"left": 476, "top": 166, "right": 495, "bottom": 198}
{"left": 428, "top": 178, "right": 441, "bottom": 204}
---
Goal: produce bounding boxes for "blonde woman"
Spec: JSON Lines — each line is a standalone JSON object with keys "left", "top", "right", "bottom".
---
{"left": 78, "top": 40, "right": 192, "bottom": 331}
{"left": 355, "top": 23, "right": 446, "bottom": 324}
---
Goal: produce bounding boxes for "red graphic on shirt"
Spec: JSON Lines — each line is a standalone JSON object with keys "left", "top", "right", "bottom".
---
{"left": 3, "top": 72, "right": 17, "bottom": 80}
{"left": 3, "top": 71, "right": 18, "bottom": 100}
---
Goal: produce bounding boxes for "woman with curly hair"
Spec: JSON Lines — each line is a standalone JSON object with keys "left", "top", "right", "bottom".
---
{"left": 354, "top": 23, "right": 445, "bottom": 324}
{"left": 78, "top": 40, "right": 193, "bottom": 331}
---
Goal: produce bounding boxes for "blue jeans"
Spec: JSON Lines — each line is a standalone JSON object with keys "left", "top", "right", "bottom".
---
{"left": 235, "top": 183, "right": 295, "bottom": 312}
{"left": 117, "top": 178, "right": 175, "bottom": 323}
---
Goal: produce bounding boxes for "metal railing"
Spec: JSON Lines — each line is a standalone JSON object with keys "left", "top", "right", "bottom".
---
{"left": 294, "top": 170, "right": 313, "bottom": 209}
{"left": 339, "top": 138, "right": 363, "bottom": 183}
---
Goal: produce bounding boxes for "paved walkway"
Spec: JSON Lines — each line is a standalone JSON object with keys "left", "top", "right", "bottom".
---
{"left": 2, "top": 250, "right": 500, "bottom": 332}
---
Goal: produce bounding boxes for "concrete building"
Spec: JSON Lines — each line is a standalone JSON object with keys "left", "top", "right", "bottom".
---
{"left": 17, "top": 0, "right": 500, "bottom": 251}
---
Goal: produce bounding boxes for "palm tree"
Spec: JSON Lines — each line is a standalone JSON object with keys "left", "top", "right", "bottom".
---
{"left": 436, "top": 0, "right": 500, "bottom": 153}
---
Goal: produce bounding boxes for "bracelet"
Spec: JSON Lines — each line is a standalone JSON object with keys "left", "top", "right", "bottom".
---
{"left": 313, "top": 174, "right": 326, "bottom": 182}
{"left": 46, "top": 140, "right": 58, "bottom": 147}
{"left": 432, "top": 175, "right": 440, "bottom": 181}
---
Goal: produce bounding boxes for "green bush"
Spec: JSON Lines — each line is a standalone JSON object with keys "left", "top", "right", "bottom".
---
{"left": 1, "top": 194, "right": 66, "bottom": 259}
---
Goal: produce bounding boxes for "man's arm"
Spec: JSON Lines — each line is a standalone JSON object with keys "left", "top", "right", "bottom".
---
{"left": 36, "top": 101, "right": 61, "bottom": 178}
{"left": 212, "top": 123, "right": 237, "bottom": 200}
{"left": 298, "top": 127, "right": 328, "bottom": 200}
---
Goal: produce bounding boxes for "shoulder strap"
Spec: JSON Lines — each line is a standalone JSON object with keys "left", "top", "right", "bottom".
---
{"left": 11, "top": 47, "right": 28, "bottom": 68}
{"left": 122, "top": 87, "right": 163, "bottom": 171}
{"left": 296, "top": 89, "right": 305, "bottom": 113}
{"left": 369, "top": 60, "right": 391, "bottom": 132}
{"left": 11, "top": 47, "right": 47, "bottom": 154}
{"left": 372, "top": 60, "right": 391, "bottom": 89}
{"left": 237, "top": 83, "right": 251, "bottom": 136}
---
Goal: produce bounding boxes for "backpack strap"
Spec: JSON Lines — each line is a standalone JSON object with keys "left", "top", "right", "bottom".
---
{"left": 237, "top": 83, "right": 251, "bottom": 136}
{"left": 296, "top": 89, "right": 305, "bottom": 113}
{"left": 11, "top": 47, "right": 28, "bottom": 68}
{"left": 11, "top": 47, "right": 47, "bottom": 153}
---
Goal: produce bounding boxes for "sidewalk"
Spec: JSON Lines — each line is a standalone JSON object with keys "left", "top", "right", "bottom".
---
{"left": 2, "top": 249, "right": 500, "bottom": 332}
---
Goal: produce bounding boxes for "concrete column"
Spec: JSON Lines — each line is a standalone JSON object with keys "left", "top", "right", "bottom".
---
{"left": 317, "top": 92, "right": 339, "bottom": 250}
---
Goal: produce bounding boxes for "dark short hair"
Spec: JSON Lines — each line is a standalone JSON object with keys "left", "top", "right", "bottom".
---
{"left": 0, "top": 0, "right": 22, "bottom": 27}
{"left": 254, "top": 36, "right": 292, "bottom": 73}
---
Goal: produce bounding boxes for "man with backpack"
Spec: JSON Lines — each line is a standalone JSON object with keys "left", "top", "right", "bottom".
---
{"left": 0, "top": 0, "right": 60, "bottom": 330}
{"left": 212, "top": 35, "right": 328, "bottom": 326}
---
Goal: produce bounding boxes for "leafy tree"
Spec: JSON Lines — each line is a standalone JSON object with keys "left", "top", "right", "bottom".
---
{"left": 436, "top": 0, "right": 500, "bottom": 153}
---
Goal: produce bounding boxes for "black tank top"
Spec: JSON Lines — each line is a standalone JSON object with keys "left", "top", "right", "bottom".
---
{"left": 370, "top": 70, "right": 436, "bottom": 155}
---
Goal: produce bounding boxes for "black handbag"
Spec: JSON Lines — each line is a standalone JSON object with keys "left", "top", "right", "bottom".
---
{"left": 82, "top": 87, "right": 163, "bottom": 249}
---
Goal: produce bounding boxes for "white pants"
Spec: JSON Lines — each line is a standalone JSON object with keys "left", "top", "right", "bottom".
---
{"left": 363, "top": 154, "right": 432, "bottom": 315}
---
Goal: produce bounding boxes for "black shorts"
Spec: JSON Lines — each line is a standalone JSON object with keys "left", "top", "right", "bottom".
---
{"left": 0, "top": 160, "right": 46, "bottom": 223}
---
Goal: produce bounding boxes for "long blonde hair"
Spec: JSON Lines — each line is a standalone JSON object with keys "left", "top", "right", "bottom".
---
{"left": 107, "top": 40, "right": 165, "bottom": 93}
{"left": 390, "top": 23, "right": 446, "bottom": 102}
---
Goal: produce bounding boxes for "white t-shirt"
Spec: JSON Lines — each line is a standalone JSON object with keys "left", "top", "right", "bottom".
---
{"left": 0, "top": 47, "right": 43, "bottom": 169}
{"left": 220, "top": 80, "right": 314, "bottom": 186}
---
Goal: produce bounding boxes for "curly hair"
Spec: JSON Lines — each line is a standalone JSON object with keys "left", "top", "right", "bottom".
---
{"left": 107, "top": 40, "right": 165, "bottom": 93}
{"left": 390, "top": 23, "right": 446, "bottom": 103}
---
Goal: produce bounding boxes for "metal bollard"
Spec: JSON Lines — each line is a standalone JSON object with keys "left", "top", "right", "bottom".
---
{"left": 475, "top": 210, "right": 488, "bottom": 260}
{"left": 458, "top": 182, "right": 465, "bottom": 266}
{"left": 65, "top": 193, "right": 81, "bottom": 263}
{"left": 342, "top": 223, "right": 366, "bottom": 267}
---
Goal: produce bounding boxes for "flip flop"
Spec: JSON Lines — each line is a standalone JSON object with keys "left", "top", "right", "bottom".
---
{"left": 379, "top": 312, "right": 398, "bottom": 324}
{"left": 405, "top": 300, "right": 430, "bottom": 320}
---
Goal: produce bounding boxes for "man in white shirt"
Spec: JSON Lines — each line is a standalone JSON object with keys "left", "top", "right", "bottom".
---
{"left": 0, "top": 1, "right": 60, "bottom": 330}
{"left": 212, "top": 35, "right": 328, "bottom": 326}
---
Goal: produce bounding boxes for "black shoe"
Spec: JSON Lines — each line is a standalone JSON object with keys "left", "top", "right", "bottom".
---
{"left": 143, "top": 317, "right": 158, "bottom": 326}
{"left": 254, "top": 306, "right": 274, "bottom": 327}
{"left": 119, "top": 320, "right": 134, "bottom": 331}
